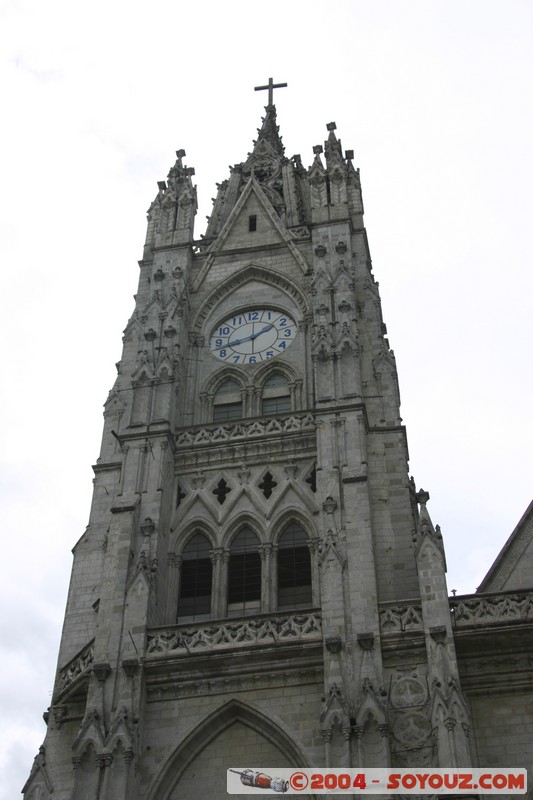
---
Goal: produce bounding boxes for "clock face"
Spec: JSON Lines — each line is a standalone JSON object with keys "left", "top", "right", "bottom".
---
{"left": 209, "top": 308, "right": 297, "bottom": 365}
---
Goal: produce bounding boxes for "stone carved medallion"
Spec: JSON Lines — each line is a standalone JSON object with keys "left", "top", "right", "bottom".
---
{"left": 390, "top": 676, "right": 428, "bottom": 708}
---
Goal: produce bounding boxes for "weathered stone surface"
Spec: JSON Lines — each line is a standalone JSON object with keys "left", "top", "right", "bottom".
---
{"left": 22, "top": 100, "right": 532, "bottom": 800}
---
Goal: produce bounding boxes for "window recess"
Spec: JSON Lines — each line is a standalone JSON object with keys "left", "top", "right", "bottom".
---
{"left": 261, "top": 373, "right": 291, "bottom": 416}
{"left": 177, "top": 533, "right": 213, "bottom": 623}
{"left": 277, "top": 522, "right": 312, "bottom": 610}
{"left": 227, "top": 528, "right": 261, "bottom": 617}
{"left": 213, "top": 379, "right": 242, "bottom": 422}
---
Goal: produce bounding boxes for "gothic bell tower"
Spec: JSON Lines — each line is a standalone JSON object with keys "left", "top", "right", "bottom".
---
{"left": 23, "top": 83, "right": 474, "bottom": 800}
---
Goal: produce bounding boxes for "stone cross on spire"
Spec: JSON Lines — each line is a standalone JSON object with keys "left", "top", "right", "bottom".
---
{"left": 254, "top": 76, "right": 287, "bottom": 105}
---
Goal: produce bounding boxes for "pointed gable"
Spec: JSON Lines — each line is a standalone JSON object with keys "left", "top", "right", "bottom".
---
{"left": 215, "top": 179, "right": 287, "bottom": 252}
{"left": 478, "top": 500, "right": 533, "bottom": 592}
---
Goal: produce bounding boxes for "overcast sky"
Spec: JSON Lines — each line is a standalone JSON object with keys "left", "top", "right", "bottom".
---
{"left": 1, "top": 1, "right": 532, "bottom": 796}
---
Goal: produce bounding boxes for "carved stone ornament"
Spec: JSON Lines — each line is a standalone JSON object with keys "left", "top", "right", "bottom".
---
{"left": 154, "top": 268, "right": 165, "bottom": 282}
{"left": 429, "top": 625, "right": 447, "bottom": 643}
{"left": 93, "top": 662, "right": 112, "bottom": 682}
{"left": 357, "top": 632, "right": 375, "bottom": 651}
{"left": 325, "top": 635, "right": 343, "bottom": 654}
{"left": 144, "top": 328, "right": 157, "bottom": 341}
{"left": 140, "top": 517, "right": 156, "bottom": 537}
{"left": 335, "top": 241, "right": 347, "bottom": 254}
{"left": 322, "top": 496, "right": 337, "bottom": 514}
{"left": 122, "top": 658, "right": 140, "bottom": 677}
{"left": 146, "top": 610, "right": 322, "bottom": 656}
{"left": 314, "top": 245, "right": 326, "bottom": 257}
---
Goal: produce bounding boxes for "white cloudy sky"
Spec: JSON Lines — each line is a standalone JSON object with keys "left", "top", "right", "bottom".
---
{"left": 1, "top": 0, "right": 531, "bottom": 796}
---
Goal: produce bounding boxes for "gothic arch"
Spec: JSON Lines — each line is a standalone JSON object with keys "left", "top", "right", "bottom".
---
{"left": 191, "top": 263, "right": 311, "bottom": 335}
{"left": 254, "top": 360, "right": 299, "bottom": 386}
{"left": 178, "top": 529, "right": 214, "bottom": 555}
{"left": 271, "top": 509, "right": 317, "bottom": 546}
{"left": 202, "top": 366, "right": 248, "bottom": 396}
{"left": 169, "top": 518, "right": 217, "bottom": 554}
{"left": 145, "top": 699, "right": 312, "bottom": 800}
{"left": 221, "top": 512, "right": 266, "bottom": 550}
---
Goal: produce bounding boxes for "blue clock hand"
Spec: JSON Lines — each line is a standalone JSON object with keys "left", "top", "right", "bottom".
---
{"left": 251, "top": 323, "right": 275, "bottom": 339}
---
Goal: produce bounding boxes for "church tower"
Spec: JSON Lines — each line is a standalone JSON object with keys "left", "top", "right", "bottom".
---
{"left": 24, "top": 83, "right": 476, "bottom": 799}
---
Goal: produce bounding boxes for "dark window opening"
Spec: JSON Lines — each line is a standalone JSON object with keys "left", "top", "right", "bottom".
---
{"left": 213, "top": 402, "right": 242, "bottom": 422}
{"left": 176, "top": 482, "right": 186, "bottom": 507}
{"left": 305, "top": 465, "right": 317, "bottom": 493}
{"left": 228, "top": 528, "right": 261, "bottom": 616}
{"left": 262, "top": 396, "right": 291, "bottom": 415}
{"left": 258, "top": 471, "right": 278, "bottom": 499}
{"left": 177, "top": 533, "right": 213, "bottom": 623}
{"left": 248, "top": 215, "right": 257, "bottom": 232}
{"left": 213, "top": 478, "right": 231, "bottom": 505}
{"left": 277, "top": 523, "right": 312, "bottom": 610}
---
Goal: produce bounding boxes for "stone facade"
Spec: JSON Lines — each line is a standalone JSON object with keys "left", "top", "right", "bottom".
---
{"left": 23, "top": 100, "right": 532, "bottom": 799}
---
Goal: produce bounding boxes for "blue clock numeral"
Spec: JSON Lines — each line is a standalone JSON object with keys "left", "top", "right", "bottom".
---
{"left": 219, "top": 326, "right": 230, "bottom": 335}
{"left": 284, "top": 328, "right": 292, "bottom": 337}
{"left": 266, "top": 351, "right": 274, "bottom": 358}
{"left": 248, "top": 311, "right": 259, "bottom": 321}
{"left": 219, "top": 349, "right": 227, "bottom": 358}
{"left": 279, "top": 317, "right": 287, "bottom": 326}
{"left": 278, "top": 341, "right": 287, "bottom": 349}
{"left": 232, "top": 355, "right": 240, "bottom": 363}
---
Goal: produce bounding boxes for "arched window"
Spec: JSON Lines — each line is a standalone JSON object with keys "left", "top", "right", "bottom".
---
{"left": 177, "top": 533, "right": 213, "bottom": 622}
{"left": 277, "top": 522, "right": 312, "bottom": 610}
{"left": 261, "top": 373, "right": 290, "bottom": 416}
{"left": 227, "top": 528, "right": 261, "bottom": 617}
{"left": 213, "top": 379, "right": 242, "bottom": 422}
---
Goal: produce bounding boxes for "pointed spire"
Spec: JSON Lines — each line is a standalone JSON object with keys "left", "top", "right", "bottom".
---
{"left": 255, "top": 104, "right": 285, "bottom": 156}
{"left": 414, "top": 489, "right": 446, "bottom": 563}
{"left": 324, "top": 121, "right": 344, "bottom": 166}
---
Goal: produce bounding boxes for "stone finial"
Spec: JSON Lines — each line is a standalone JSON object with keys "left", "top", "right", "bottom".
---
{"left": 416, "top": 488, "right": 430, "bottom": 505}
{"left": 326, "top": 121, "right": 337, "bottom": 131}
{"left": 313, "top": 144, "right": 323, "bottom": 155}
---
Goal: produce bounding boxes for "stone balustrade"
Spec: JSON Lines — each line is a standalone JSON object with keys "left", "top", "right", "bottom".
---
{"left": 56, "top": 639, "right": 95, "bottom": 698}
{"left": 146, "top": 609, "right": 322, "bottom": 657}
{"left": 175, "top": 413, "right": 315, "bottom": 448}
{"left": 450, "top": 590, "right": 533, "bottom": 628}
{"left": 378, "top": 590, "right": 533, "bottom": 636}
